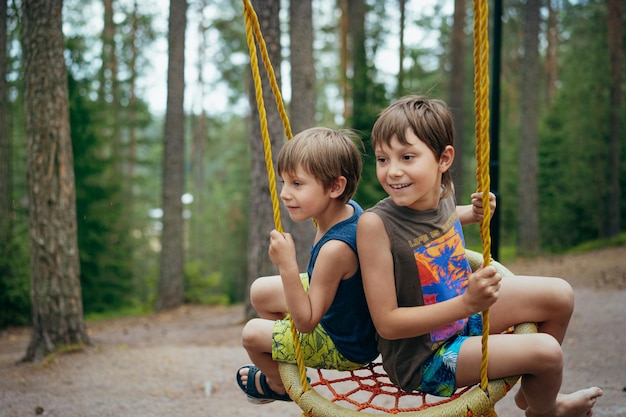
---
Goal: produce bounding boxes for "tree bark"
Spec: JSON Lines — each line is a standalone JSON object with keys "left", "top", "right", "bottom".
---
{"left": 449, "top": 0, "right": 466, "bottom": 200}
{"left": 339, "top": 0, "right": 350, "bottom": 122}
{"left": 288, "top": 0, "right": 316, "bottom": 270}
{"left": 22, "top": 0, "right": 89, "bottom": 361}
{"left": 189, "top": 0, "right": 208, "bottom": 262}
{"left": 517, "top": 1, "right": 540, "bottom": 255}
{"left": 100, "top": 0, "right": 122, "bottom": 178}
{"left": 289, "top": 0, "right": 315, "bottom": 134}
{"left": 348, "top": 0, "right": 366, "bottom": 126}
{"left": 606, "top": 0, "right": 622, "bottom": 236}
{"left": 0, "top": 0, "right": 9, "bottom": 242}
{"left": 544, "top": 0, "right": 559, "bottom": 107}
{"left": 157, "top": 0, "right": 187, "bottom": 311}
{"left": 245, "top": 0, "right": 284, "bottom": 319}
{"left": 397, "top": 0, "right": 406, "bottom": 96}
{"left": 125, "top": 0, "right": 139, "bottom": 207}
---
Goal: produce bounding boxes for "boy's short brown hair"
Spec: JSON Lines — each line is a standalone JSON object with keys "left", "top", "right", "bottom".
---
{"left": 277, "top": 127, "right": 363, "bottom": 203}
{"left": 371, "top": 95, "right": 455, "bottom": 199}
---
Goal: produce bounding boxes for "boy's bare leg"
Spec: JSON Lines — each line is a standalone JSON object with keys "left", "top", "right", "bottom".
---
{"left": 458, "top": 334, "right": 602, "bottom": 416}
{"left": 488, "top": 275, "right": 574, "bottom": 344}
{"left": 250, "top": 275, "right": 288, "bottom": 320}
{"left": 240, "top": 318, "right": 287, "bottom": 395}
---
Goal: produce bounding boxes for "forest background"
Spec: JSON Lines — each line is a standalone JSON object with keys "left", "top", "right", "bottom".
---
{"left": 0, "top": 0, "right": 624, "bottom": 361}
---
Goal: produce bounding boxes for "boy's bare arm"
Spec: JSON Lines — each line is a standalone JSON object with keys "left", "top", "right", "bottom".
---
{"left": 270, "top": 229, "right": 354, "bottom": 334}
{"left": 457, "top": 192, "right": 496, "bottom": 226}
{"left": 301, "top": 240, "right": 355, "bottom": 332}
{"left": 358, "top": 212, "right": 500, "bottom": 340}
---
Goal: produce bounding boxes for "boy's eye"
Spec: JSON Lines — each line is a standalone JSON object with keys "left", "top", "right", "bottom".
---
{"left": 376, "top": 156, "right": 387, "bottom": 163}
{"left": 403, "top": 154, "right": 414, "bottom": 161}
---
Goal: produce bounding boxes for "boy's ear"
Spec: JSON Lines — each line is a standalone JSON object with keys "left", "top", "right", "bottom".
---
{"left": 438, "top": 145, "right": 454, "bottom": 172}
{"left": 329, "top": 176, "right": 347, "bottom": 198}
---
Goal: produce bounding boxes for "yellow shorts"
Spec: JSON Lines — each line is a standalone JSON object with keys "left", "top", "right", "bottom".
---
{"left": 271, "top": 274, "right": 365, "bottom": 371}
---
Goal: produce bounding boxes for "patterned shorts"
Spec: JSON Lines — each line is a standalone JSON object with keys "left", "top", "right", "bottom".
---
{"left": 416, "top": 313, "right": 483, "bottom": 397}
{"left": 271, "top": 274, "right": 365, "bottom": 371}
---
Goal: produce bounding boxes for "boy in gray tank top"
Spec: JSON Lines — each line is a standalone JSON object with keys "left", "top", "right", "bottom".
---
{"left": 357, "top": 95, "right": 602, "bottom": 417}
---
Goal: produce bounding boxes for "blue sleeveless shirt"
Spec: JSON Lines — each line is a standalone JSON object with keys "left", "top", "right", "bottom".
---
{"left": 306, "top": 200, "right": 378, "bottom": 364}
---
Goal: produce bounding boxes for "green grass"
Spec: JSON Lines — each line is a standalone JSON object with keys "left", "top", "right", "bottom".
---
{"left": 85, "top": 304, "right": 153, "bottom": 323}
{"left": 566, "top": 232, "right": 626, "bottom": 254}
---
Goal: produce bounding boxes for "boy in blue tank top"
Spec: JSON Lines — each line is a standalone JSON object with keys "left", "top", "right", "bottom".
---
{"left": 236, "top": 127, "right": 378, "bottom": 404}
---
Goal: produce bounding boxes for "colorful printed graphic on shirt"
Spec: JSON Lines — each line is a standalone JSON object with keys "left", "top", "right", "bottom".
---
{"left": 413, "top": 217, "right": 471, "bottom": 342}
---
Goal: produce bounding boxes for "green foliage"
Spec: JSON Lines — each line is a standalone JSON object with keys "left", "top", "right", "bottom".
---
{"left": 0, "top": 222, "right": 31, "bottom": 328}
{"left": 350, "top": 49, "right": 393, "bottom": 207}
{"left": 0, "top": 5, "right": 30, "bottom": 329}
{"left": 185, "top": 114, "right": 250, "bottom": 304}
{"left": 567, "top": 233, "right": 626, "bottom": 254}
{"left": 84, "top": 305, "right": 153, "bottom": 323}
{"left": 183, "top": 261, "right": 229, "bottom": 305}
{"left": 538, "top": 1, "right": 615, "bottom": 250}
{"left": 69, "top": 75, "right": 136, "bottom": 313}
{"left": 208, "top": 0, "right": 248, "bottom": 108}
{"left": 2, "top": 1, "right": 623, "bottom": 328}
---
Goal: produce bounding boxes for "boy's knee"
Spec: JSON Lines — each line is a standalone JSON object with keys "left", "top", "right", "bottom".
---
{"left": 250, "top": 275, "right": 281, "bottom": 309}
{"left": 249, "top": 279, "right": 262, "bottom": 310}
{"left": 552, "top": 277, "right": 574, "bottom": 315}
{"left": 249, "top": 277, "right": 269, "bottom": 310}
{"left": 241, "top": 318, "right": 265, "bottom": 350}
{"left": 534, "top": 333, "right": 563, "bottom": 372}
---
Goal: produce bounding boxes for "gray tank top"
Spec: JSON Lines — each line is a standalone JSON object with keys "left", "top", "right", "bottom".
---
{"left": 368, "top": 195, "right": 471, "bottom": 391}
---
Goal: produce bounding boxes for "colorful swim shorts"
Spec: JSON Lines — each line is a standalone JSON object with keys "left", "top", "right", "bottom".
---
{"left": 416, "top": 313, "right": 483, "bottom": 397}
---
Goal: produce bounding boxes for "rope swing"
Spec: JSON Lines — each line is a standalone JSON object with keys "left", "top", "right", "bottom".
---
{"left": 242, "top": 0, "right": 537, "bottom": 415}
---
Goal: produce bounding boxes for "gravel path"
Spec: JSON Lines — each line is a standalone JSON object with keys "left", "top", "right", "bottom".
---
{"left": 1, "top": 246, "right": 625, "bottom": 417}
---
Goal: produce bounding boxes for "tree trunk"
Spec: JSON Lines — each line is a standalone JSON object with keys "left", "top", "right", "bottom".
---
{"left": 544, "top": 0, "right": 559, "bottom": 107}
{"left": 125, "top": 0, "right": 139, "bottom": 206}
{"left": 288, "top": 0, "right": 316, "bottom": 270}
{"left": 189, "top": 0, "right": 208, "bottom": 261}
{"left": 100, "top": 0, "right": 122, "bottom": 177}
{"left": 21, "top": 0, "right": 89, "bottom": 361}
{"left": 339, "top": 0, "right": 350, "bottom": 122}
{"left": 289, "top": 0, "right": 315, "bottom": 134}
{"left": 449, "top": 0, "right": 466, "bottom": 200}
{"left": 0, "top": 0, "right": 9, "bottom": 242}
{"left": 245, "top": 0, "right": 284, "bottom": 320}
{"left": 397, "top": 0, "right": 406, "bottom": 96}
{"left": 348, "top": 0, "right": 366, "bottom": 127}
{"left": 517, "top": 1, "right": 540, "bottom": 255}
{"left": 157, "top": 0, "right": 187, "bottom": 311}
{"left": 606, "top": 0, "right": 622, "bottom": 236}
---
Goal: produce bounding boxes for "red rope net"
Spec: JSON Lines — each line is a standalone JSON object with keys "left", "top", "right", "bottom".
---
{"left": 311, "top": 361, "right": 476, "bottom": 414}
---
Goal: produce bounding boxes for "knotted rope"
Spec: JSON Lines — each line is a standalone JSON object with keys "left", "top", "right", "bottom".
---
{"left": 242, "top": 0, "right": 310, "bottom": 399}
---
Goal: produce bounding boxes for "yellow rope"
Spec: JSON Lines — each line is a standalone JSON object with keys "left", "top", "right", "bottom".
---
{"left": 473, "top": 0, "right": 497, "bottom": 416}
{"left": 243, "top": 0, "right": 498, "bottom": 415}
{"left": 242, "top": 0, "right": 310, "bottom": 401}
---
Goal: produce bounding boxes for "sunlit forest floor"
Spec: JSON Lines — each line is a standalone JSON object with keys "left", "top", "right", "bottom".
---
{"left": 0, "top": 246, "right": 625, "bottom": 417}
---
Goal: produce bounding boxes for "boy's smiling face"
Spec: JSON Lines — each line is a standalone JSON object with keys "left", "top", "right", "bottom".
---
{"left": 374, "top": 129, "right": 453, "bottom": 211}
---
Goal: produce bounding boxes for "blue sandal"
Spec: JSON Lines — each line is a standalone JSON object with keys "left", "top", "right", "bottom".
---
{"left": 236, "top": 365, "right": 292, "bottom": 404}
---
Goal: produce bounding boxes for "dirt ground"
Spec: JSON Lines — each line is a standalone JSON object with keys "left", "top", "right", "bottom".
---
{"left": 1, "top": 246, "right": 625, "bottom": 417}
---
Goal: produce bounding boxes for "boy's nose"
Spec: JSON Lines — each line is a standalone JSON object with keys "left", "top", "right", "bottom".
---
{"left": 388, "top": 161, "right": 403, "bottom": 177}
